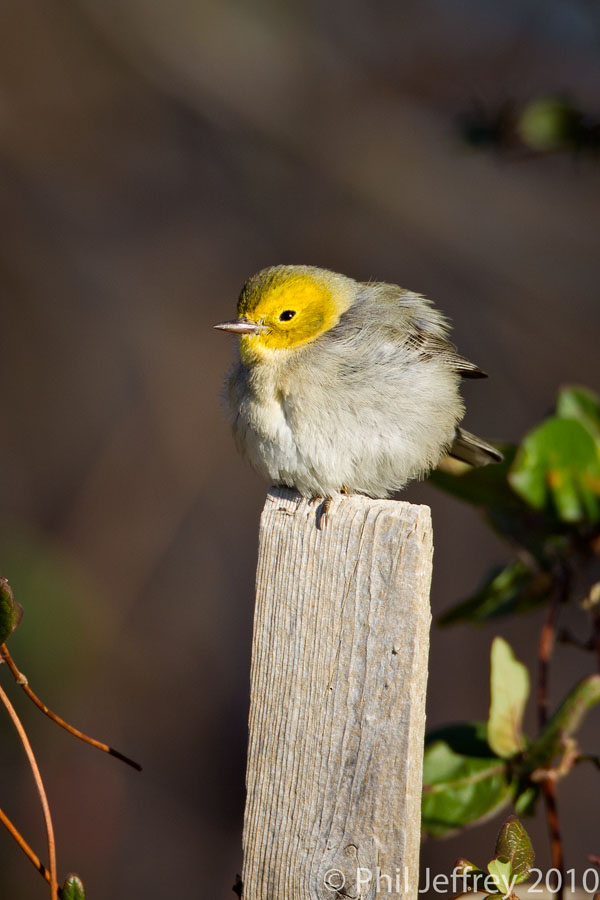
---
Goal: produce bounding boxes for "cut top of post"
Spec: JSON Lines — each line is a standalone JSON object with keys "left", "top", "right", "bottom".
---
{"left": 243, "top": 487, "right": 433, "bottom": 900}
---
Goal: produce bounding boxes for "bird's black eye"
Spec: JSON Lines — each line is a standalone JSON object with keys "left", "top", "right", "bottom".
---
{"left": 279, "top": 310, "right": 296, "bottom": 322}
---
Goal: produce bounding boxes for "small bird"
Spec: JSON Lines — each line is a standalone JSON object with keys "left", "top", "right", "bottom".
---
{"left": 215, "top": 265, "right": 502, "bottom": 499}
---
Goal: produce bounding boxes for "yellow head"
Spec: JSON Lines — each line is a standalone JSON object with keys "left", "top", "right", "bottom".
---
{"left": 214, "top": 266, "right": 353, "bottom": 362}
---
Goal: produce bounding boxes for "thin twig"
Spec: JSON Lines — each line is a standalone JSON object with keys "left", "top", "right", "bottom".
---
{"left": 538, "top": 591, "right": 560, "bottom": 730}
{"left": 0, "top": 804, "right": 51, "bottom": 881}
{"left": 542, "top": 780, "right": 564, "bottom": 882}
{"left": 537, "top": 566, "right": 570, "bottom": 899}
{"left": 0, "top": 808, "right": 66, "bottom": 898}
{"left": 0, "top": 644, "right": 142, "bottom": 771}
{"left": 0, "top": 682, "right": 58, "bottom": 900}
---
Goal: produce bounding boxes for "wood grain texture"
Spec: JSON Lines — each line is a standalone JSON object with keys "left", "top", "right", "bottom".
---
{"left": 242, "top": 488, "right": 433, "bottom": 900}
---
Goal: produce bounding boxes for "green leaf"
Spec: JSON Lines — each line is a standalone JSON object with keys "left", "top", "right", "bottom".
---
{"left": 487, "top": 638, "right": 530, "bottom": 759}
{"left": 487, "top": 856, "right": 514, "bottom": 897}
{"left": 422, "top": 722, "right": 513, "bottom": 836}
{"left": 432, "top": 446, "right": 565, "bottom": 558}
{"left": 556, "top": 385, "right": 600, "bottom": 441}
{"left": 509, "top": 417, "right": 600, "bottom": 523}
{"left": 514, "top": 785, "right": 540, "bottom": 817}
{"left": 0, "top": 577, "right": 23, "bottom": 644}
{"left": 454, "top": 858, "right": 487, "bottom": 892}
{"left": 439, "top": 560, "right": 552, "bottom": 626}
{"left": 432, "top": 445, "right": 519, "bottom": 509}
{"left": 427, "top": 720, "right": 496, "bottom": 756}
{"left": 495, "top": 816, "right": 535, "bottom": 884}
{"left": 62, "top": 874, "right": 86, "bottom": 900}
{"left": 526, "top": 675, "right": 600, "bottom": 770}
{"left": 517, "top": 97, "right": 581, "bottom": 151}
{"left": 455, "top": 857, "right": 479, "bottom": 871}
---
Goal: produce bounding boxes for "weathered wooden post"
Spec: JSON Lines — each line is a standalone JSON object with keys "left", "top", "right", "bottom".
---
{"left": 242, "top": 487, "right": 433, "bottom": 900}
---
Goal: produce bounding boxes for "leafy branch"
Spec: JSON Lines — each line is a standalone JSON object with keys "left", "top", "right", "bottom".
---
{"left": 424, "top": 384, "right": 600, "bottom": 897}
{"left": 454, "top": 815, "right": 535, "bottom": 900}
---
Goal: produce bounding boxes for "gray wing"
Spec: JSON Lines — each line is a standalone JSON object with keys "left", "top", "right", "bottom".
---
{"left": 407, "top": 328, "right": 488, "bottom": 378}
{"left": 364, "top": 282, "right": 488, "bottom": 378}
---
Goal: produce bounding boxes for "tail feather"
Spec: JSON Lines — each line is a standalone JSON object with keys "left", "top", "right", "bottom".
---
{"left": 449, "top": 427, "right": 503, "bottom": 467}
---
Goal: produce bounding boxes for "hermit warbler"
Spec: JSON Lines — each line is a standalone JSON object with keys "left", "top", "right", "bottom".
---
{"left": 215, "top": 265, "right": 502, "bottom": 499}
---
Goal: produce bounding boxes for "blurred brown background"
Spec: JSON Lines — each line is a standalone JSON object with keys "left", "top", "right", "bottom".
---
{"left": 1, "top": 1, "right": 599, "bottom": 897}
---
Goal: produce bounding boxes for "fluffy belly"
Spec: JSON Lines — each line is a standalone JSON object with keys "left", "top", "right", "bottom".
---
{"left": 229, "top": 360, "right": 460, "bottom": 498}
{"left": 234, "top": 393, "right": 300, "bottom": 485}
{"left": 234, "top": 394, "right": 452, "bottom": 498}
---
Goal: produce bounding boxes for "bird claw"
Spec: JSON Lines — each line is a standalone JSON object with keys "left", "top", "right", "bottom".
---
{"left": 316, "top": 497, "right": 333, "bottom": 530}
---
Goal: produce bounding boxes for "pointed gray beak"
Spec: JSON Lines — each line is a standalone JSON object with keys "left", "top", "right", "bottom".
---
{"left": 213, "top": 317, "right": 266, "bottom": 335}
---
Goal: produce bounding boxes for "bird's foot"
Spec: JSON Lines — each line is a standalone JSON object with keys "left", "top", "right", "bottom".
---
{"left": 316, "top": 497, "right": 332, "bottom": 530}
{"left": 315, "top": 488, "right": 349, "bottom": 529}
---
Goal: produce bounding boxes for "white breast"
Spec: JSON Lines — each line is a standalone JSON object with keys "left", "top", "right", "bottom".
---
{"left": 230, "top": 364, "right": 300, "bottom": 486}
